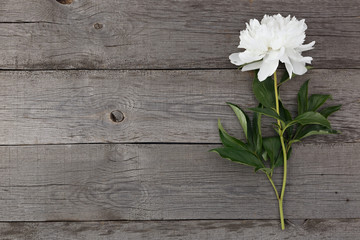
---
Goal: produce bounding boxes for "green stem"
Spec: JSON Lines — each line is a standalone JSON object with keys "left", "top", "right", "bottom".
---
{"left": 279, "top": 133, "right": 287, "bottom": 230}
{"left": 266, "top": 174, "right": 279, "bottom": 200}
{"left": 274, "top": 71, "right": 280, "bottom": 128}
{"left": 278, "top": 198, "right": 285, "bottom": 229}
{"left": 274, "top": 71, "right": 288, "bottom": 230}
{"left": 286, "top": 141, "right": 292, "bottom": 153}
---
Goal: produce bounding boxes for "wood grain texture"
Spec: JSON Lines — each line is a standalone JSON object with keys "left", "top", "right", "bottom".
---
{"left": 0, "top": 69, "right": 356, "bottom": 145}
{"left": 0, "top": 0, "right": 358, "bottom": 69}
{"left": 1, "top": 219, "right": 360, "bottom": 240}
{"left": 0, "top": 143, "right": 358, "bottom": 221}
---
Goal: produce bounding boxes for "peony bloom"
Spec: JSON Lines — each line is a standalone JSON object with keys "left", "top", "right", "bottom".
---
{"left": 229, "top": 14, "right": 315, "bottom": 81}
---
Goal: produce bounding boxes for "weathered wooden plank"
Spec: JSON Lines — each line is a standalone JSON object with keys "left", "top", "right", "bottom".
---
{"left": 0, "top": 0, "right": 358, "bottom": 69}
{"left": 0, "top": 143, "right": 358, "bottom": 221}
{"left": 4, "top": 0, "right": 359, "bottom": 22}
{"left": 0, "top": 69, "right": 356, "bottom": 144}
{"left": 1, "top": 219, "right": 360, "bottom": 240}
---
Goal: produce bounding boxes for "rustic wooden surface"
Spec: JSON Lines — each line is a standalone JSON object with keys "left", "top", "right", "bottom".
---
{"left": 1, "top": 220, "right": 360, "bottom": 240}
{"left": 0, "top": 143, "right": 358, "bottom": 221}
{"left": 0, "top": 0, "right": 358, "bottom": 69}
{"left": 0, "top": 69, "right": 356, "bottom": 144}
{"left": 0, "top": 0, "right": 359, "bottom": 239}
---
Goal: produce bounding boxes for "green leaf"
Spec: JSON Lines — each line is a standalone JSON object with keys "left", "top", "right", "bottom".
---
{"left": 296, "top": 125, "right": 339, "bottom": 140}
{"left": 262, "top": 136, "right": 281, "bottom": 167}
{"left": 279, "top": 70, "right": 292, "bottom": 86}
{"left": 286, "top": 147, "right": 292, "bottom": 164}
{"left": 252, "top": 74, "right": 276, "bottom": 109}
{"left": 320, "top": 105, "right": 342, "bottom": 118}
{"left": 249, "top": 107, "right": 285, "bottom": 123}
{"left": 308, "top": 94, "right": 331, "bottom": 111}
{"left": 297, "top": 80, "right": 309, "bottom": 115}
{"left": 210, "top": 147, "right": 264, "bottom": 169}
{"left": 218, "top": 119, "right": 248, "bottom": 150}
{"left": 262, "top": 151, "right": 268, "bottom": 161}
{"left": 262, "top": 136, "right": 291, "bottom": 168}
{"left": 227, "top": 102, "right": 251, "bottom": 140}
{"left": 258, "top": 167, "right": 272, "bottom": 174}
{"left": 251, "top": 107, "right": 263, "bottom": 155}
{"left": 279, "top": 100, "right": 293, "bottom": 139}
{"left": 279, "top": 101, "right": 292, "bottom": 122}
{"left": 287, "top": 111, "right": 331, "bottom": 129}
{"left": 288, "top": 139, "right": 300, "bottom": 145}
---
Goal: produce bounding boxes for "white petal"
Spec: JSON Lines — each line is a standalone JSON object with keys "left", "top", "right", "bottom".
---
{"left": 267, "top": 47, "right": 285, "bottom": 61}
{"left": 249, "top": 19, "right": 260, "bottom": 28}
{"left": 229, "top": 53, "right": 244, "bottom": 66}
{"left": 285, "top": 63, "right": 294, "bottom": 78}
{"left": 239, "top": 50, "right": 265, "bottom": 63}
{"left": 258, "top": 59, "right": 279, "bottom": 81}
{"left": 302, "top": 56, "right": 313, "bottom": 64}
{"left": 297, "top": 41, "right": 315, "bottom": 52}
{"left": 280, "top": 54, "right": 293, "bottom": 78}
{"left": 291, "top": 60, "right": 308, "bottom": 75}
{"left": 241, "top": 61, "right": 262, "bottom": 71}
{"left": 286, "top": 48, "right": 303, "bottom": 61}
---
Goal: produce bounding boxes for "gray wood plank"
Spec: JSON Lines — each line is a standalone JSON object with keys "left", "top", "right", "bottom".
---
{"left": 0, "top": 0, "right": 358, "bottom": 69}
{"left": 1, "top": 219, "right": 360, "bottom": 240}
{"left": 0, "top": 69, "right": 356, "bottom": 144}
{"left": 0, "top": 143, "right": 358, "bottom": 221}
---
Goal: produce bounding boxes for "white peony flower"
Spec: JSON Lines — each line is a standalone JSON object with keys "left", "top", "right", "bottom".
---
{"left": 229, "top": 14, "right": 315, "bottom": 81}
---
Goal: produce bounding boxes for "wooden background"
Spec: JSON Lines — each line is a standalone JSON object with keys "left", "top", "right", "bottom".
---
{"left": 0, "top": 0, "right": 359, "bottom": 239}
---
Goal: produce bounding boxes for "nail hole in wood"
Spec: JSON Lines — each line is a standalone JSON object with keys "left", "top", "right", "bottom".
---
{"left": 56, "top": 0, "right": 73, "bottom": 4}
{"left": 94, "top": 23, "right": 103, "bottom": 30}
{"left": 110, "top": 110, "right": 124, "bottom": 123}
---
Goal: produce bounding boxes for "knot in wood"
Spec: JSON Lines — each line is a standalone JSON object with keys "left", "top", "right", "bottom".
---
{"left": 110, "top": 110, "right": 124, "bottom": 123}
{"left": 94, "top": 23, "right": 103, "bottom": 30}
{"left": 56, "top": 0, "right": 73, "bottom": 4}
